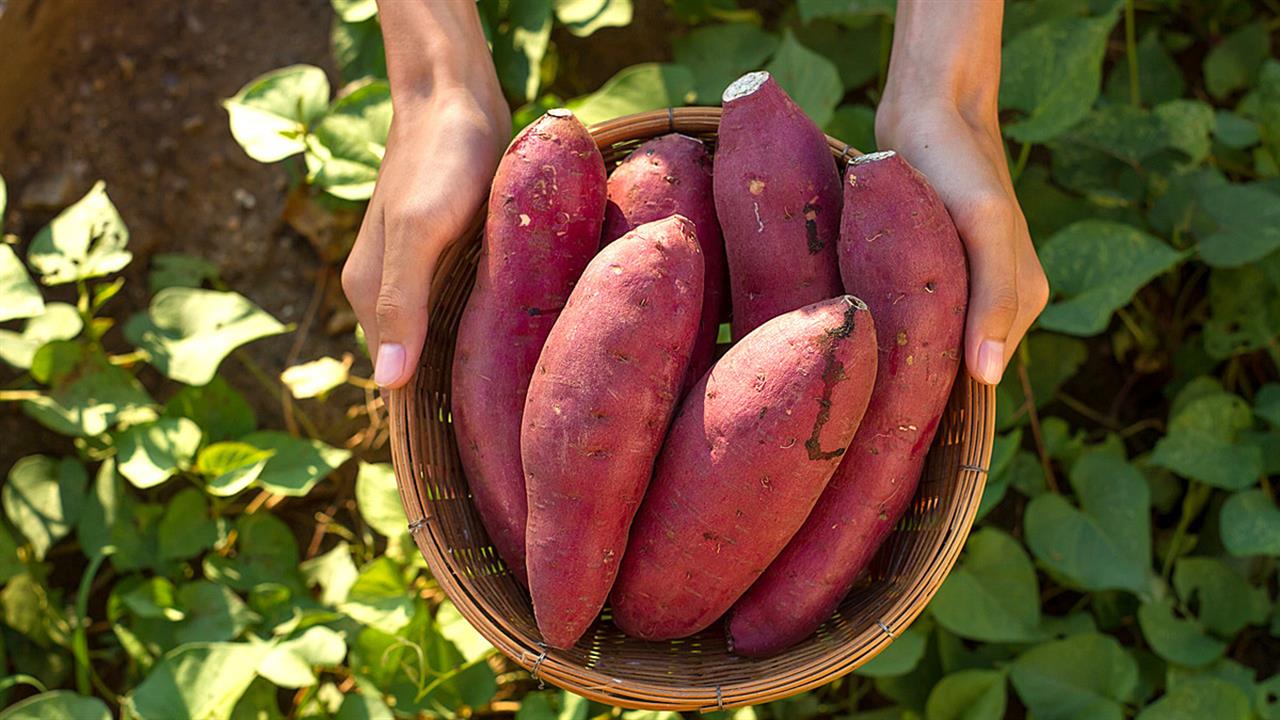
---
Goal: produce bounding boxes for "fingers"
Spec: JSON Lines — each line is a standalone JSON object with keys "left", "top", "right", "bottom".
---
{"left": 952, "top": 192, "right": 1024, "bottom": 386}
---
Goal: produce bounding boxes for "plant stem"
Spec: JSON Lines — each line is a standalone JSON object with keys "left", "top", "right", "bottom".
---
{"left": 1162, "top": 482, "right": 1211, "bottom": 580}
{"left": 1011, "top": 141, "right": 1033, "bottom": 183}
{"left": 107, "top": 349, "right": 150, "bottom": 366}
{"left": 1125, "top": 0, "right": 1141, "bottom": 107}
{"left": 0, "top": 390, "right": 41, "bottom": 402}
{"left": 1017, "top": 359, "right": 1059, "bottom": 493}
{"left": 74, "top": 552, "right": 109, "bottom": 695}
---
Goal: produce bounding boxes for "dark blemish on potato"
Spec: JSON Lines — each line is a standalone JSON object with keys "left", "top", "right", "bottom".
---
{"left": 804, "top": 200, "right": 823, "bottom": 254}
{"left": 806, "top": 298, "right": 865, "bottom": 461}
{"left": 925, "top": 281, "right": 937, "bottom": 293}
{"left": 758, "top": 407, "right": 768, "bottom": 419}
{"left": 527, "top": 306, "right": 542, "bottom": 316}
{"left": 706, "top": 389, "right": 718, "bottom": 400}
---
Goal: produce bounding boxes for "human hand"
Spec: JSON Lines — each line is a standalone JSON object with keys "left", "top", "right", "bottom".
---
{"left": 341, "top": 4, "right": 510, "bottom": 389}
{"left": 875, "top": 0, "right": 1048, "bottom": 386}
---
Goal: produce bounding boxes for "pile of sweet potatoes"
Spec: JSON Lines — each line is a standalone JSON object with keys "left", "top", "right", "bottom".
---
{"left": 451, "top": 71, "right": 967, "bottom": 655}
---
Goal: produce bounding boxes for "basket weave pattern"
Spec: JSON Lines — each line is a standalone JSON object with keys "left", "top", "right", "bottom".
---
{"left": 387, "top": 107, "right": 995, "bottom": 711}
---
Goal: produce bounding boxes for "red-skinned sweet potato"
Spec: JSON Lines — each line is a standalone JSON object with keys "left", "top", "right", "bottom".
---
{"left": 451, "top": 109, "right": 607, "bottom": 586}
{"left": 714, "top": 71, "right": 843, "bottom": 339}
{"left": 728, "top": 150, "right": 967, "bottom": 657}
{"left": 610, "top": 295, "right": 877, "bottom": 641}
{"left": 523, "top": 215, "right": 704, "bottom": 649}
{"left": 604, "top": 134, "right": 726, "bottom": 389}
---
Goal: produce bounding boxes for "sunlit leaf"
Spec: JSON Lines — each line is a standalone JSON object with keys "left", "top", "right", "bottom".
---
{"left": 0, "top": 691, "right": 111, "bottom": 720}
{"left": 202, "top": 513, "right": 304, "bottom": 593}
{"left": 566, "top": 63, "right": 696, "bottom": 126}
{"left": 258, "top": 626, "right": 347, "bottom": 688}
{"left": 224, "top": 65, "right": 330, "bottom": 162}
{"left": 280, "top": 356, "right": 350, "bottom": 399}
{"left": 163, "top": 376, "right": 257, "bottom": 443}
{"left": 332, "top": 15, "right": 386, "bottom": 83}
{"left": 241, "top": 430, "right": 351, "bottom": 497}
{"left": 554, "top": 0, "right": 632, "bottom": 37}
{"left": 27, "top": 182, "right": 131, "bottom": 285}
{"left": 306, "top": 80, "right": 391, "bottom": 200}
{"left": 3, "top": 455, "right": 87, "bottom": 561}
{"left": 0, "top": 244, "right": 44, "bottom": 322}
{"left": 355, "top": 461, "right": 407, "bottom": 539}
{"left": 331, "top": 0, "right": 376, "bottom": 23}
{"left": 300, "top": 541, "right": 359, "bottom": 606}
{"left": 115, "top": 417, "right": 202, "bottom": 490}
{"left": 125, "top": 287, "right": 287, "bottom": 386}
{"left": 197, "top": 442, "right": 274, "bottom": 497}
{"left": 339, "top": 556, "right": 412, "bottom": 634}
{"left": 124, "top": 642, "right": 271, "bottom": 720}
{"left": 77, "top": 459, "right": 162, "bottom": 570}
{"left": 149, "top": 253, "right": 220, "bottom": 294}
{"left": 0, "top": 303, "right": 82, "bottom": 369}
{"left": 492, "top": 0, "right": 553, "bottom": 102}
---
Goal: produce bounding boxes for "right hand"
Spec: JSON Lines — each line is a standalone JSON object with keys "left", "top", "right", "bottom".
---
{"left": 342, "top": 85, "right": 510, "bottom": 389}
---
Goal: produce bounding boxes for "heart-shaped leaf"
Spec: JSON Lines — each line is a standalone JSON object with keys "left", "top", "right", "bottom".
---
{"left": 0, "top": 244, "right": 44, "bottom": 322}
{"left": 115, "top": 417, "right": 203, "bottom": 490}
{"left": 22, "top": 353, "right": 153, "bottom": 437}
{"left": 124, "top": 642, "right": 271, "bottom": 720}
{"left": 125, "top": 288, "right": 287, "bottom": 386}
{"left": 491, "top": 0, "right": 552, "bottom": 102}
{"left": 1172, "top": 557, "right": 1272, "bottom": 637}
{"left": 1010, "top": 634, "right": 1137, "bottom": 720}
{"left": 1150, "top": 384, "right": 1261, "bottom": 489}
{"left": 224, "top": 64, "right": 330, "bottom": 162}
{"left": 77, "top": 459, "right": 162, "bottom": 571}
{"left": 1138, "top": 599, "right": 1227, "bottom": 668}
{"left": 241, "top": 430, "right": 351, "bottom": 497}
{"left": 332, "top": 14, "right": 386, "bottom": 83}
{"left": 300, "top": 541, "right": 359, "bottom": 607}
{"left": 567, "top": 63, "right": 696, "bottom": 126}
{"left": 1203, "top": 22, "right": 1271, "bottom": 100}
{"left": 197, "top": 442, "right": 274, "bottom": 497}
{"left": 331, "top": 0, "right": 376, "bottom": 22}
{"left": 4, "top": 455, "right": 88, "bottom": 562}
{"left": 306, "top": 81, "right": 391, "bottom": 201}
{"left": 1025, "top": 450, "right": 1154, "bottom": 596}
{"left": 1219, "top": 489, "right": 1280, "bottom": 557}
{"left": 258, "top": 626, "right": 347, "bottom": 688}
{"left": 0, "top": 303, "right": 82, "bottom": 369}
{"left": 996, "top": 333, "right": 1087, "bottom": 431}
{"left": 764, "top": 31, "right": 842, "bottom": 127}
{"left": 855, "top": 622, "right": 930, "bottom": 678}
{"left": 202, "top": 513, "right": 303, "bottom": 593}
{"left": 925, "top": 669, "right": 1007, "bottom": 720}
{"left": 930, "top": 528, "right": 1043, "bottom": 643}
{"left": 339, "top": 556, "right": 412, "bottom": 634}
{"left": 1037, "top": 221, "right": 1186, "bottom": 336}
{"left": 355, "top": 461, "right": 407, "bottom": 539}
{"left": 673, "top": 23, "right": 779, "bottom": 104}
{"left": 1203, "top": 253, "right": 1280, "bottom": 360}
{"left": 1136, "top": 676, "right": 1252, "bottom": 720}
{"left": 27, "top": 182, "right": 132, "bottom": 285}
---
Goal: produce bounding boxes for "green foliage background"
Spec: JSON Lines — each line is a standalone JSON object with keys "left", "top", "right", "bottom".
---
{"left": 2, "top": 0, "right": 1278, "bottom": 718}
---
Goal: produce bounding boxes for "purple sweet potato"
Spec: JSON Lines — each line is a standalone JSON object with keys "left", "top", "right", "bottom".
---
{"left": 609, "top": 295, "right": 877, "bottom": 641}
{"left": 523, "top": 215, "right": 704, "bottom": 649}
{"left": 714, "top": 71, "right": 843, "bottom": 339}
{"left": 603, "top": 134, "right": 726, "bottom": 389}
{"left": 728, "top": 150, "right": 967, "bottom": 657}
{"left": 451, "top": 109, "right": 606, "bottom": 586}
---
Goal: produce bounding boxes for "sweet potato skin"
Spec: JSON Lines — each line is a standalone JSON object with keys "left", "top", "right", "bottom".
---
{"left": 603, "top": 134, "right": 726, "bottom": 389}
{"left": 609, "top": 295, "right": 877, "bottom": 641}
{"left": 522, "top": 215, "right": 705, "bottom": 649}
{"left": 714, "top": 72, "right": 843, "bottom": 339}
{"left": 451, "top": 110, "right": 606, "bottom": 586}
{"left": 728, "top": 150, "right": 967, "bottom": 657}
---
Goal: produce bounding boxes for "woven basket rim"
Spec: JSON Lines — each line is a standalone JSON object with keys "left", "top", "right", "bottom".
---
{"left": 386, "top": 106, "right": 994, "bottom": 711}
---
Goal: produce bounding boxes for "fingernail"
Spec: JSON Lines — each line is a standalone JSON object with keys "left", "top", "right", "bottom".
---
{"left": 976, "top": 339, "right": 1005, "bottom": 385}
{"left": 374, "top": 342, "right": 406, "bottom": 387}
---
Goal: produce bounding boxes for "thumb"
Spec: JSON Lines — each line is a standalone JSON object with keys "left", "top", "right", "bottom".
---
{"left": 958, "top": 200, "right": 1020, "bottom": 386}
{"left": 372, "top": 217, "right": 445, "bottom": 389}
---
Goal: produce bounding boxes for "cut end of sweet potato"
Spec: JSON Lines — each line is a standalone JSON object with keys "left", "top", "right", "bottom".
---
{"left": 723, "top": 71, "right": 770, "bottom": 103}
{"left": 840, "top": 294, "right": 869, "bottom": 312}
{"left": 546, "top": 107, "right": 575, "bottom": 119}
{"left": 849, "top": 150, "right": 896, "bottom": 167}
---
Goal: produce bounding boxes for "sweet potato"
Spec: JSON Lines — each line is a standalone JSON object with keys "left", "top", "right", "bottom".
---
{"left": 523, "top": 215, "right": 704, "bottom": 649}
{"left": 451, "top": 109, "right": 606, "bottom": 586}
{"left": 728, "top": 150, "right": 967, "bottom": 657}
{"left": 609, "top": 295, "right": 877, "bottom": 641}
{"left": 603, "top": 134, "right": 726, "bottom": 389}
{"left": 714, "top": 71, "right": 843, "bottom": 338}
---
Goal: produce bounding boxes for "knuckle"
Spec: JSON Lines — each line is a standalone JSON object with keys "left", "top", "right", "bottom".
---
{"left": 1027, "top": 268, "right": 1051, "bottom": 314}
{"left": 987, "top": 283, "right": 1021, "bottom": 319}
{"left": 340, "top": 260, "right": 370, "bottom": 304}
{"left": 374, "top": 286, "right": 421, "bottom": 330}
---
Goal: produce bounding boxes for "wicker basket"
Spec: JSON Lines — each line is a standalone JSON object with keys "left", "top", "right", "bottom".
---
{"left": 386, "top": 107, "right": 995, "bottom": 712}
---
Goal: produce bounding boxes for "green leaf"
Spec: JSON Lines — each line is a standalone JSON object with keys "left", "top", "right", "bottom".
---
{"left": 1215, "top": 111, "right": 1261, "bottom": 150}
{"left": 1196, "top": 184, "right": 1280, "bottom": 267}
{"left": 163, "top": 376, "right": 257, "bottom": 443}
{"left": 1010, "top": 634, "right": 1137, "bottom": 720}
{"left": 854, "top": 623, "right": 928, "bottom": 678}
{"left": 241, "top": 430, "right": 351, "bottom": 497}
{"left": 764, "top": 31, "right": 842, "bottom": 128}
{"left": 0, "top": 303, "right": 82, "bottom": 369}
{"left": 355, "top": 461, "right": 407, "bottom": 539}
{"left": 340, "top": 557, "right": 413, "bottom": 634}
{"left": 158, "top": 488, "right": 219, "bottom": 560}
{"left": 174, "top": 581, "right": 256, "bottom": 645}
{"left": 125, "top": 287, "right": 287, "bottom": 386}
{"left": 1138, "top": 599, "right": 1226, "bottom": 668}
{"left": 437, "top": 600, "right": 493, "bottom": 663}
{"left": 1037, "top": 221, "right": 1186, "bottom": 336}
{"left": 306, "top": 80, "right": 391, "bottom": 201}
{"left": 1150, "top": 384, "right": 1261, "bottom": 489}
{"left": 1104, "top": 30, "right": 1184, "bottom": 106}
{"left": 23, "top": 353, "right": 153, "bottom": 437}
{"left": 566, "top": 63, "right": 696, "bottom": 126}
{"left": 925, "top": 669, "right": 1007, "bottom": 720}
{"left": 1219, "top": 488, "right": 1280, "bottom": 557}
{"left": 332, "top": 15, "right": 386, "bottom": 84}
{"left": 930, "top": 528, "right": 1043, "bottom": 643}
{"left": 280, "top": 356, "right": 350, "bottom": 399}
{"left": 77, "top": 459, "right": 162, "bottom": 570}
{"left": 672, "top": 23, "right": 779, "bottom": 105}
{"left": 258, "top": 626, "right": 347, "bottom": 688}
{"left": 0, "top": 522, "right": 22, "bottom": 584}
{"left": 3, "top": 456, "right": 87, "bottom": 562}
{"left": 27, "top": 182, "right": 131, "bottom": 285}
{"left": 1204, "top": 22, "right": 1271, "bottom": 100}
{"left": 197, "top": 442, "right": 274, "bottom": 497}
{"left": 492, "top": 0, "right": 552, "bottom": 102}
{"left": 1203, "top": 253, "right": 1280, "bottom": 360}
{"left": 202, "top": 513, "right": 303, "bottom": 593}
{"left": 999, "top": 11, "right": 1118, "bottom": 143}
{"left": 334, "top": 687, "right": 393, "bottom": 720}
{"left": 224, "top": 64, "right": 330, "bottom": 162}
{"left": 331, "top": 0, "right": 376, "bottom": 22}
{"left": 122, "top": 577, "right": 185, "bottom": 621}
{"left": 125, "top": 642, "right": 271, "bottom": 720}
{"left": 1172, "top": 557, "right": 1271, "bottom": 637}
{"left": 115, "top": 417, "right": 203, "bottom": 490}
{"left": 300, "top": 541, "right": 359, "bottom": 606}
{"left": 825, "top": 105, "right": 877, "bottom": 155}
{"left": 0, "top": 691, "right": 111, "bottom": 720}
{"left": 1067, "top": 101, "right": 1213, "bottom": 167}
{"left": 795, "top": 19, "right": 881, "bottom": 92}
{"left": 0, "top": 244, "right": 44, "bottom": 322}
{"left": 229, "top": 679, "right": 287, "bottom": 720}
{"left": 554, "top": 0, "right": 632, "bottom": 37}
{"left": 1024, "top": 450, "right": 1154, "bottom": 595}
{"left": 149, "top": 253, "right": 220, "bottom": 294}
{"left": 1136, "top": 676, "right": 1252, "bottom": 720}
